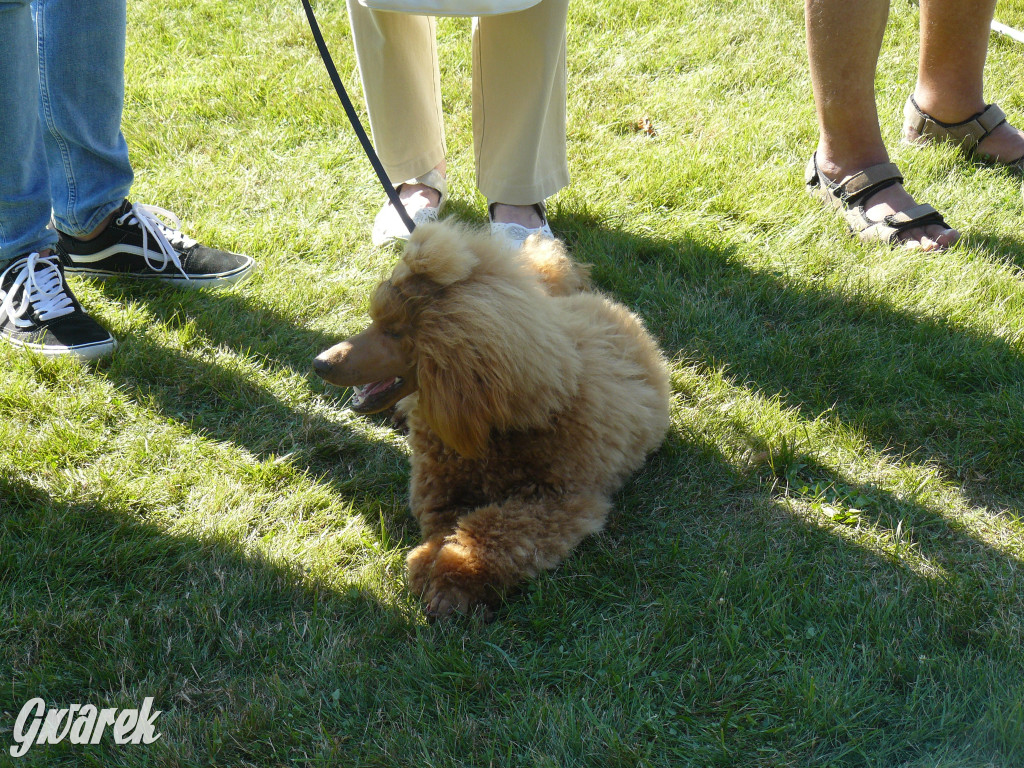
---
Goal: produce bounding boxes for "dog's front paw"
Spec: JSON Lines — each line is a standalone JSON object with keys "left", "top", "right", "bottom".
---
{"left": 419, "top": 542, "right": 499, "bottom": 622}
{"left": 407, "top": 537, "right": 445, "bottom": 597}
{"left": 425, "top": 583, "right": 495, "bottom": 623}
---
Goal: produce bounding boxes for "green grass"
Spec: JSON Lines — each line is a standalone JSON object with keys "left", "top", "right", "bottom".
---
{"left": 3, "top": 0, "right": 1024, "bottom": 765}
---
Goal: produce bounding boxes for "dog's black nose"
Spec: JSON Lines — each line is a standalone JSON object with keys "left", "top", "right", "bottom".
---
{"left": 312, "top": 356, "right": 331, "bottom": 378}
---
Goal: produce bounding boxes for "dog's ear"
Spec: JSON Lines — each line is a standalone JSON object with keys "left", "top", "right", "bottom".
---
{"left": 416, "top": 353, "right": 493, "bottom": 459}
{"left": 413, "top": 302, "right": 582, "bottom": 458}
{"left": 393, "top": 223, "right": 480, "bottom": 288}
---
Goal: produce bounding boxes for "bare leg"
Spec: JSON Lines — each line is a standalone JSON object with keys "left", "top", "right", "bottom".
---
{"left": 410, "top": 493, "right": 610, "bottom": 619}
{"left": 490, "top": 203, "right": 545, "bottom": 227}
{"left": 805, "top": 0, "right": 958, "bottom": 249}
{"left": 911, "top": 0, "right": 1024, "bottom": 163}
{"left": 393, "top": 159, "right": 446, "bottom": 212}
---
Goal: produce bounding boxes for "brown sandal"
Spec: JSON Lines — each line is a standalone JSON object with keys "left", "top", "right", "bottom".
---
{"left": 805, "top": 153, "right": 952, "bottom": 246}
{"left": 903, "top": 95, "right": 1024, "bottom": 173}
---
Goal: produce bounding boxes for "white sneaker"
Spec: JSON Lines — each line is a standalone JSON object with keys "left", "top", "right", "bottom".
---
{"left": 0, "top": 252, "right": 116, "bottom": 360}
{"left": 488, "top": 202, "right": 553, "bottom": 248}
{"left": 371, "top": 169, "right": 448, "bottom": 246}
{"left": 57, "top": 199, "right": 254, "bottom": 288}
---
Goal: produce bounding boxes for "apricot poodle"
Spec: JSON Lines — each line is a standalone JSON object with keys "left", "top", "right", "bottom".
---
{"left": 314, "top": 223, "right": 671, "bottom": 619}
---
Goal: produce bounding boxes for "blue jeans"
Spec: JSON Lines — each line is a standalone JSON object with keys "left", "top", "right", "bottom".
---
{"left": 0, "top": 0, "right": 133, "bottom": 265}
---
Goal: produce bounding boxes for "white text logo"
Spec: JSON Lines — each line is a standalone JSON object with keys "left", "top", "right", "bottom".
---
{"left": 10, "top": 697, "right": 162, "bottom": 758}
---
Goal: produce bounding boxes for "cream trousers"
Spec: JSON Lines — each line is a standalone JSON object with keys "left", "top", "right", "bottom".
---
{"left": 345, "top": 0, "right": 569, "bottom": 205}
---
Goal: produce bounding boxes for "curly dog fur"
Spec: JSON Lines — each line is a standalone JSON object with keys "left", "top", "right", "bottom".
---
{"left": 314, "top": 223, "right": 671, "bottom": 619}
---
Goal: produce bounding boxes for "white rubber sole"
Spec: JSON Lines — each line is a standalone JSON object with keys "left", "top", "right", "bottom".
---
{"left": 2, "top": 334, "right": 117, "bottom": 361}
{"left": 64, "top": 261, "right": 254, "bottom": 289}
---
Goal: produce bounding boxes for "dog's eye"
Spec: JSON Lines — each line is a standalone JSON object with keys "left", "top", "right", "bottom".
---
{"left": 384, "top": 329, "right": 403, "bottom": 340}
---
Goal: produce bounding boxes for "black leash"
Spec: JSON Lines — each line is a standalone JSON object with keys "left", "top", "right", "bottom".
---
{"left": 299, "top": 0, "right": 417, "bottom": 235}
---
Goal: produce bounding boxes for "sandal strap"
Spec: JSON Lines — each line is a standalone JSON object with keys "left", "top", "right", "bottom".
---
{"left": 834, "top": 162, "right": 904, "bottom": 204}
{"left": 806, "top": 153, "right": 904, "bottom": 208}
{"left": 904, "top": 95, "right": 1007, "bottom": 153}
{"left": 852, "top": 202, "right": 948, "bottom": 245}
{"left": 882, "top": 203, "right": 946, "bottom": 230}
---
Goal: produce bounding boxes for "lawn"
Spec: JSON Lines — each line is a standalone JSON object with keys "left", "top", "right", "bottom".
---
{"left": 2, "top": 0, "right": 1024, "bottom": 765}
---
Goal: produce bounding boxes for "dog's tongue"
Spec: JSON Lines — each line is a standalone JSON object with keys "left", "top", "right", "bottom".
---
{"left": 359, "top": 378, "right": 396, "bottom": 397}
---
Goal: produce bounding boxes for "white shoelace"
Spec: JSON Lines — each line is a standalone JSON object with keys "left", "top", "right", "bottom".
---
{"left": 0, "top": 252, "right": 76, "bottom": 329}
{"left": 116, "top": 203, "right": 197, "bottom": 280}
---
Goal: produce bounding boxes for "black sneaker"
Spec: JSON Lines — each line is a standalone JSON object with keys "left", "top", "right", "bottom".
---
{"left": 0, "top": 252, "right": 116, "bottom": 360}
{"left": 56, "top": 200, "right": 254, "bottom": 288}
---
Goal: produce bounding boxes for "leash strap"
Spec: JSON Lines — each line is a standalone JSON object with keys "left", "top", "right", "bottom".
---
{"left": 299, "top": 0, "right": 418, "bottom": 235}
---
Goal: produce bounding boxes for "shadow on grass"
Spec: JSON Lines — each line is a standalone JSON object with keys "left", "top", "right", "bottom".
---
{"left": 0, "top": 474, "right": 418, "bottom": 767}
{"left": 4, "top": 428, "right": 1022, "bottom": 764}
{"left": 556, "top": 209, "right": 1024, "bottom": 509}
{"left": 74, "top": 208, "right": 1024, "bottom": 595}
{"left": 551, "top": 208, "right": 1023, "bottom": 758}
{"left": 22, "top": 209, "right": 1019, "bottom": 763}
{"left": 86, "top": 280, "right": 414, "bottom": 540}
{"left": 595, "top": 428, "right": 1023, "bottom": 764}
